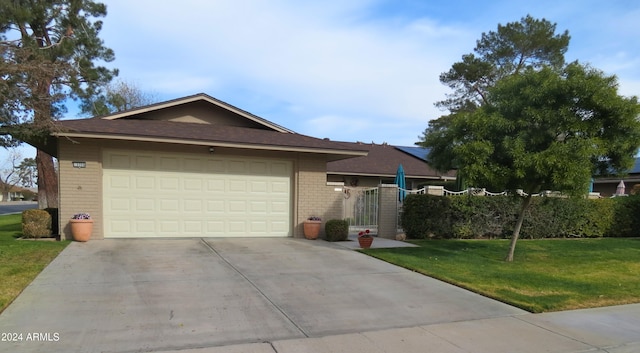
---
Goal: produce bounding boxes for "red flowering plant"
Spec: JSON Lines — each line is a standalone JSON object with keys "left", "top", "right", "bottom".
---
{"left": 358, "top": 229, "right": 371, "bottom": 238}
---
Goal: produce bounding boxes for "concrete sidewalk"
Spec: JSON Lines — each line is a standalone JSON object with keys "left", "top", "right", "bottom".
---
{"left": 160, "top": 303, "right": 640, "bottom": 353}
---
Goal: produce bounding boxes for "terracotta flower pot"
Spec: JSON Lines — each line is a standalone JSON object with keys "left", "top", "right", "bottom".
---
{"left": 70, "top": 219, "right": 94, "bottom": 242}
{"left": 358, "top": 236, "right": 373, "bottom": 249}
{"left": 303, "top": 220, "right": 321, "bottom": 240}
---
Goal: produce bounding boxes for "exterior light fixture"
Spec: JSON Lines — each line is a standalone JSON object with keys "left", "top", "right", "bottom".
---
{"left": 209, "top": 147, "right": 215, "bottom": 154}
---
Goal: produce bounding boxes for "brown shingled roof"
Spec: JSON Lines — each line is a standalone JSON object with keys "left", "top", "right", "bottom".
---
{"left": 55, "top": 118, "right": 369, "bottom": 156}
{"left": 327, "top": 143, "right": 455, "bottom": 179}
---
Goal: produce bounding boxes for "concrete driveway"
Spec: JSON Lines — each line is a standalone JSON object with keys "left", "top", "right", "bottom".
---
{"left": 0, "top": 238, "right": 526, "bottom": 352}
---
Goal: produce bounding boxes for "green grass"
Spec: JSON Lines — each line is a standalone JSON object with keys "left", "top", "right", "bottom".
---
{"left": 0, "top": 214, "right": 69, "bottom": 313}
{"left": 363, "top": 238, "right": 640, "bottom": 313}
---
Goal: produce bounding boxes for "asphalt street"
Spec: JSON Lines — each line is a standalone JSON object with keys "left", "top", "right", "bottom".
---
{"left": 0, "top": 201, "right": 37, "bottom": 215}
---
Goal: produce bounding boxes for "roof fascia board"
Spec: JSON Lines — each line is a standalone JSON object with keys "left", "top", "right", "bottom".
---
{"left": 55, "top": 132, "right": 368, "bottom": 156}
{"left": 328, "top": 171, "right": 453, "bottom": 180}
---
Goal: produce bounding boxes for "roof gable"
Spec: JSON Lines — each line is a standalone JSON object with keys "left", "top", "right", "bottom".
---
{"left": 98, "top": 93, "right": 293, "bottom": 133}
{"left": 39, "top": 93, "right": 369, "bottom": 160}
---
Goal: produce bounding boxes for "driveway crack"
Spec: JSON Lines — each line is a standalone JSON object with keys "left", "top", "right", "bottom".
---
{"left": 200, "top": 238, "right": 309, "bottom": 338}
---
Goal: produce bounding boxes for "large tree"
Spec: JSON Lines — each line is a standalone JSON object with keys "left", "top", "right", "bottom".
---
{"left": 0, "top": 148, "right": 23, "bottom": 202}
{"left": 420, "top": 17, "right": 640, "bottom": 261}
{"left": 0, "top": 0, "right": 117, "bottom": 208}
{"left": 80, "top": 78, "right": 158, "bottom": 116}
{"left": 437, "top": 15, "right": 570, "bottom": 113}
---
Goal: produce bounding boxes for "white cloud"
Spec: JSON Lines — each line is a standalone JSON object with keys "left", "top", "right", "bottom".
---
{"left": 61, "top": 0, "right": 640, "bottom": 146}
{"left": 98, "top": 0, "right": 473, "bottom": 144}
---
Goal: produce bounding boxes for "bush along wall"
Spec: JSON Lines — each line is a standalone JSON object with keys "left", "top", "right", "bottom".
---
{"left": 401, "top": 194, "right": 640, "bottom": 239}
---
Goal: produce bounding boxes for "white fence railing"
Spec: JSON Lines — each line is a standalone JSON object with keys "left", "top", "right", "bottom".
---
{"left": 399, "top": 186, "right": 579, "bottom": 198}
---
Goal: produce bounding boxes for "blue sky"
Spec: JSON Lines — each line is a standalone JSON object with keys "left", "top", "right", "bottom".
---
{"left": 5, "top": 0, "right": 640, "bottom": 163}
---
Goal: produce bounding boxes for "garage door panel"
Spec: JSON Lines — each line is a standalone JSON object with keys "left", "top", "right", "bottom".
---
{"left": 271, "top": 221, "right": 288, "bottom": 232}
{"left": 250, "top": 221, "right": 267, "bottom": 232}
{"left": 228, "top": 160, "right": 247, "bottom": 174}
{"left": 228, "top": 201, "right": 247, "bottom": 213}
{"left": 160, "top": 157, "right": 180, "bottom": 171}
{"left": 135, "top": 176, "right": 155, "bottom": 189}
{"left": 271, "top": 201, "right": 288, "bottom": 213}
{"left": 228, "top": 221, "right": 246, "bottom": 233}
{"left": 160, "top": 177, "right": 180, "bottom": 190}
{"left": 207, "top": 179, "right": 225, "bottom": 192}
{"left": 104, "top": 151, "right": 291, "bottom": 238}
{"left": 108, "top": 154, "right": 132, "bottom": 169}
{"left": 160, "top": 221, "right": 179, "bottom": 233}
{"left": 250, "top": 181, "right": 268, "bottom": 193}
{"left": 135, "top": 220, "right": 156, "bottom": 233}
{"left": 159, "top": 199, "right": 179, "bottom": 212}
{"left": 135, "top": 198, "right": 155, "bottom": 211}
{"left": 184, "top": 221, "right": 202, "bottom": 233}
{"left": 135, "top": 155, "right": 155, "bottom": 170}
{"left": 271, "top": 180, "right": 289, "bottom": 193}
{"left": 250, "top": 201, "right": 267, "bottom": 213}
{"left": 207, "top": 200, "right": 225, "bottom": 212}
{"left": 250, "top": 161, "right": 268, "bottom": 174}
{"left": 229, "top": 180, "right": 247, "bottom": 192}
{"left": 183, "top": 199, "right": 203, "bottom": 212}
{"left": 109, "top": 198, "right": 131, "bottom": 212}
{"left": 205, "top": 159, "right": 225, "bottom": 173}
{"left": 106, "top": 174, "right": 130, "bottom": 189}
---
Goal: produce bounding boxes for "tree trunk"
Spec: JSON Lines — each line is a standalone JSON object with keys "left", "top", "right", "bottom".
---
{"left": 36, "top": 149, "right": 58, "bottom": 209}
{"left": 505, "top": 195, "right": 533, "bottom": 262}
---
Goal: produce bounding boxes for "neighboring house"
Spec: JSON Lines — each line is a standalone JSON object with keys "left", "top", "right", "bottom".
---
{"left": 28, "top": 93, "right": 368, "bottom": 240}
{"left": 327, "top": 143, "right": 456, "bottom": 188}
{"left": 0, "top": 183, "right": 30, "bottom": 201}
{"left": 592, "top": 158, "right": 640, "bottom": 196}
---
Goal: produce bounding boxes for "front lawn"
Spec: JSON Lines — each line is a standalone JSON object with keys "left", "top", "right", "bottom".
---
{"left": 363, "top": 238, "right": 640, "bottom": 313}
{"left": 0, "top": 214, "right": 69, "bottom": 313}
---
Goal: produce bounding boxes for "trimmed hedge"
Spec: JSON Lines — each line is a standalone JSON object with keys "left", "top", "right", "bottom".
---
{"left": 325, "top": 219, "right": 349, "bottom": 241}
{"left": 401, "top": 194, "right": 640, "bottom": 239}
{"left": 21, "top": 209, "right": 52, "bottom": 239}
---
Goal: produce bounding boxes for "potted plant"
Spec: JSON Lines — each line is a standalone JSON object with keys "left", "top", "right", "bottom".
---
{"left": 70, "top": 213, "right": 93, "bottom": 242}
{"left": 358, "top": 229, "right": 374, "bottom": 248}
{"left": 303, "top": 216, "right": 321, "bottom": 240}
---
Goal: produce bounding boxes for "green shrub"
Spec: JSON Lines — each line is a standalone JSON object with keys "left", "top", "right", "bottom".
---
{"left": 402, "top": 194, "right": 452, "bottom": 239}
{"left": 325, "top": 219, "right": 348, "bottom": 241}
{"left": 401, "top": 194, "right": 623, "bottom": 239}
{"left": 609, "top": 196, "right": 640, "bottom": 237}
{"left": 449, "top": 196, "right": 519, "bottom": 238}
{"left": 21, "top": 209, "right": 52, "bottom": 238}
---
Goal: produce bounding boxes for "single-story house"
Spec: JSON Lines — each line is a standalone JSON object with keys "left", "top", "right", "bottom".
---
{"left": 30, "top": 93, "right": 369, "bottom": 240}
{"left": 592, "top": 158, "right": 640, "bottom": 196}
{"left": 327, "top": 143, "right": 456, "bottom": 188}
{"left": 0, "top": 183, "right": 35, "bottom": 201}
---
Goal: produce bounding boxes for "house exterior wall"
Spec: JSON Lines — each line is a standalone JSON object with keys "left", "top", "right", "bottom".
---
{"left": 377, "top": 184, "right": 398, "bottom": 239}
{"left": 58, "top": 138, "right": 340, "bottom": 240}
{"left": 58, "top": 139, "right": 103, "bottom": 240}
{"left": 295, "top": 155, "right": 344, "bottom": 238}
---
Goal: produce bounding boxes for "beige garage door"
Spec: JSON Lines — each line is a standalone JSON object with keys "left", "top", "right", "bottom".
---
{"left": 103, "top": 150, "right": 292, "bottom": 238}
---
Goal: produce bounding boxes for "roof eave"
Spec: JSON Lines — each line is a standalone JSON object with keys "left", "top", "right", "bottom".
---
{"left": 327, "top": 171, "right": 455, "bottom": 180}
{"left": 53, "top": 132, "right": 368, "bottom": 157}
